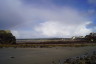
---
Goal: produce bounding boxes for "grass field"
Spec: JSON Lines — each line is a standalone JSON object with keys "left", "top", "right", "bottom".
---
{"left": 0, "top": 43, "right": 96, "bottom": 48}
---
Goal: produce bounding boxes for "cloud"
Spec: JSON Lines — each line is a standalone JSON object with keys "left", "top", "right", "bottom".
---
{"left": 0, "top": 0, "right": 23, "bottom": 29}
{"left": 88, "top": 0, "right": 96, "bottom": 4}
{"left": 35, "top": 7, "right": 92, "bottom": 38}
{"left": 11, "top": 30, "right": 43, "bottom": 39}
{"left": 87, "top": 22, "right": 96, "bottom": 32}
{"left": 0, "top": 0, "right": 93, "bottom": 38}
{"left": 88, "top": 9, "right": 95, "bottom": 15}
{"left": 11, "top": 30, "right": 20, "bottom": 38}
{"left": 35, "top": 21, "right": 91, "bottom": 38}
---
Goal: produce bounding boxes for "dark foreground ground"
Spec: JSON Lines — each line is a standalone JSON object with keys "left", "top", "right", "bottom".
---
{"left": 0, "top": 46, "right": 96, "bottom": 64}
{"left": 63, "top": 51, "right": 96, "bottom": 64}
{"left": 0, "top": 43, "right": 96, "bottom": 64}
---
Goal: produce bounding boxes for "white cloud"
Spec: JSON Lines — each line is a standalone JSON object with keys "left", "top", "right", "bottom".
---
{"left": 35, "top": 21, "right": 92, "bottom": 38}
{"left": 11, "top": 30, "right": 44, "bottom": 39}
{"left": 11, "top": 30, "right": 20, "bottom": 38}
{"left": 11, "top": 5, "right": 92, "bottom": 38}
{"left": 0, "top": 0, "right": 93, "bottom": 38}
{"left": 35, "top": 8, "right": 92, "bottom": 38}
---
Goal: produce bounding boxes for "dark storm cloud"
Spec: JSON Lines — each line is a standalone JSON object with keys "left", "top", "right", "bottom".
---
{"left": 0, "top": 0, "right": 24, "bottom": 29}
{"left": 0, "top": 13, "right": 23, "bottom": 29}
{"left": 87, "top": 22, "right": 96, "bottom": 31}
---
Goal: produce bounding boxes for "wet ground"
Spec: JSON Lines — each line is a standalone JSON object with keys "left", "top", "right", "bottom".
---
{"left": 0, "top": 46, "right": 96, "bottom": 64}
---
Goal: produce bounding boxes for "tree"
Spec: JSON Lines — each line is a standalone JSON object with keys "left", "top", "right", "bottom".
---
{"left": 0, "top": 30, "right": 16, "bottom": 44}
{"left": 85, "top": 33, "right": 96, "bottom": 42}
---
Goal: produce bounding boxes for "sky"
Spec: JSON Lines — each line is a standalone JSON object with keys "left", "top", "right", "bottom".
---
{"left": 0, "top": 0, "right": 96, "bottom": 39}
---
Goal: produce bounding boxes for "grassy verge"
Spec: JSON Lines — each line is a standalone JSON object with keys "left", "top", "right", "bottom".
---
{"left": 0, "top": 43, "right": 96, "bottom": 48}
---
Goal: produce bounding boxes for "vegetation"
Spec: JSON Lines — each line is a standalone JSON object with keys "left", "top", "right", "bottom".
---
{"left": 0, "top": 30, "right": 96, "bottom": 47}
{"left": 0, "top": 43, "right": 96, "bottom": 48}
{"left": 0, "top": 30, "right": 16, "bottom": 44}
{"left": 85, "top": 33, "right": 96, "bottom": 42}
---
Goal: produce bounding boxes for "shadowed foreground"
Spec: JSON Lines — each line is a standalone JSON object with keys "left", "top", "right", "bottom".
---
{"left": 63, "top": 51, "right": 96, "bottom": 64}
{"left": 0, "top": 46, "right": 96, "bottom": 64}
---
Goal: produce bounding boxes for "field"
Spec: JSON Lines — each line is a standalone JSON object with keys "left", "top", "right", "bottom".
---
{"left": 0, "top": 43, "right": 96, "bottom": 48}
